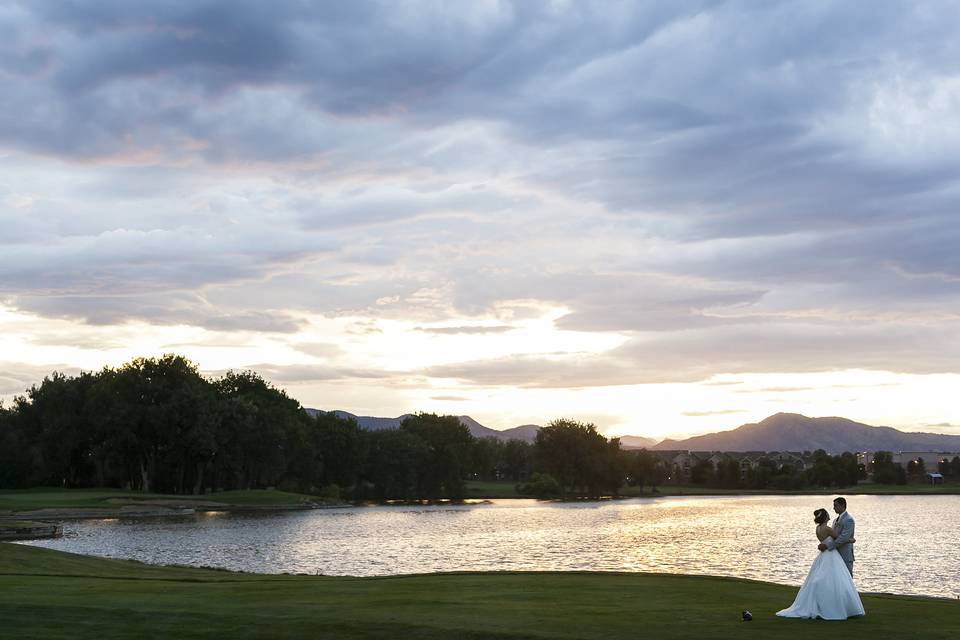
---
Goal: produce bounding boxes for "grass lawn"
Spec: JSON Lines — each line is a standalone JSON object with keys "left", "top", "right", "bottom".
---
{"left": 465, "top": 480, "right": 524, "bottom": 498}
{"left": 0, "top": 543, "right": 956, "bottom": 639}
{"left": 0, "top": 488, "right": 322, "bottom": 513}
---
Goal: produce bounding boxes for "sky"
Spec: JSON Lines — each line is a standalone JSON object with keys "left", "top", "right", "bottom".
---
{"left": 2, "top": 1, "right": 960, "bottom": 440}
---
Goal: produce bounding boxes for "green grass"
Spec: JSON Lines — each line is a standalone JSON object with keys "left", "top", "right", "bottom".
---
{"left": 0, "top": 543, "right": 956, "bottom": 639}
{"left": 0, "top": 488, "right": 322, "bottom": 513}
{"left": 465, "top": 480, "right": 523, "bottom": 498}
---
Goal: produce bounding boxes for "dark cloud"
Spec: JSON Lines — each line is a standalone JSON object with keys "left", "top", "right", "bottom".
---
{"left": 12, "top": 294, "right": 308, "bottom": 333}
{"left": 427, "top": 321, "right": 960, "bottom": 387}
{"left": 2, "top": 1, "right": 960, "bottom": 383}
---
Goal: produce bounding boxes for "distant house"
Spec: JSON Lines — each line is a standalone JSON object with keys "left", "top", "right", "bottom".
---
{"left": 773, "top": 452, "right": 806, "bottom": 471}
{"left": 894, "top": 451, "right": 960, "bottom": 470}
{"left": 706, "top": 453, "right": 729, "bottom": 468}
{"left": 650, "top": 450, "right": 686, "bottom": 481}
{"left": 670, "top": 452, "right": 699, "bottom": 480}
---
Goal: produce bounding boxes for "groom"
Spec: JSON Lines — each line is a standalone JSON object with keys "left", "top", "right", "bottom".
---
{"left": 818, "top": 496, "right": 855, "bottom": 575}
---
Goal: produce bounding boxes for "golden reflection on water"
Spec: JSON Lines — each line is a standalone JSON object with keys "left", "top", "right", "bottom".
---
{"left": 20, "top": 495, "right": 960, "bottom": 598}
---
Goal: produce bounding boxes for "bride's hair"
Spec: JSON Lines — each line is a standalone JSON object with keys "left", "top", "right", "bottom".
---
{"left": 813, "top": 508, "right": 829, "bottom": 524}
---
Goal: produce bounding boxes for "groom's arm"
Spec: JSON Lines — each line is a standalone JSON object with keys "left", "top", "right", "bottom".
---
{"left": 825, "top": 517, "right": 855, "bottom": 550}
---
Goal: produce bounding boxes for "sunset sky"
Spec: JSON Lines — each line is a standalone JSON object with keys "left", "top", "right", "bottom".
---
{"left": 2, "top": 1, "right": 960, "bottom": 440}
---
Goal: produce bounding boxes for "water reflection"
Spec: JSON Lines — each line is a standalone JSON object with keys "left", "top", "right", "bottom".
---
{"left": 20, "top": 495, "right": 960, "bottom": 598}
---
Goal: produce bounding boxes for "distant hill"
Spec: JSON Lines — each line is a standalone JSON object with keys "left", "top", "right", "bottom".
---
{"left": 618, "top": 435, "right": 659, "bottom": 450}
{"left": 305, "top": 409, "right": 542, "bottom": 443}
{"left": 653, "top": 413, "right": 960, "bottom": 453}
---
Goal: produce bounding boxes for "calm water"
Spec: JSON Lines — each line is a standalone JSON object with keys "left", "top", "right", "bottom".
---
{"left": 20, "top": 495, "right": 960, "bottom": 598}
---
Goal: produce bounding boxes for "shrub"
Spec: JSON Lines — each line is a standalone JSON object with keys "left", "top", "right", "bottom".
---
{"left": 516, "top": 473, "right": 562, "bottom": 499}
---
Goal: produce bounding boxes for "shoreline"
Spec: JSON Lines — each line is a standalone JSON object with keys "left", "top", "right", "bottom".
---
{"left": 2, "top": 485, "right": 958, "bottom": 539}
{"left": 3, "top": 486, "right": 959, "bottom": 520}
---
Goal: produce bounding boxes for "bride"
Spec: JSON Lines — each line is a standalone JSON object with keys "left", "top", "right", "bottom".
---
{"left": 776, "top": 508, "right": 865, "bottom": 620}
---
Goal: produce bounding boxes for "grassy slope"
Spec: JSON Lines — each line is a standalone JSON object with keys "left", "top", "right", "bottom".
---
{"left": 465, "top": 480, "right": 522, "bottom": 498}
{"left": 0, "top": 544, "right": 956, "bottom": 640}
{"left": 0, "top": 488, "right": 319, "bottom": 512}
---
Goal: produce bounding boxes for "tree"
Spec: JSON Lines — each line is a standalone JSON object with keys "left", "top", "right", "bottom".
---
{"left": 807, "top": 449, "right": 835, "bottom": 488}
{"left": 469, "top": 437, "right": 502, "bottom": 481}
{"left": 533, "top": 419, "right": 620, "bottom": 497}
{"left": 629, "top": 449, "right": 662, "bottom": 494}
{"left": 213, "top": 369, "right": 311, "bottom": 492}
{"left": 516, "top": 472, "right": 562, "bottom": 499}
{"left": 400, "top": 413, "right": 473, "bottom": 500}
{"left": 715, "top": 458, "right": 741, "bottom": 489}
{"left": 313, "top": 412, "right": 367, "bottom": 496}
{"left": 872, "top": 451, "right": 907, "bottom": 485}
{"left": 501, "top": 439, "right": 533, "bottom": 482}
{"left": 834, "top": 452, "right": 860, "bottom": 488}
{"left": 690, "top": 459, "right": 715, "bottom": 485}
{"left": 365, "top": 428, "right": 427, "bottom": 501}
{"left": 906, "top": 457, "right": 926, "bottom": 479}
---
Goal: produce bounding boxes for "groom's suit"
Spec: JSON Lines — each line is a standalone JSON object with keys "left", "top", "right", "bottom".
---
{"left": 825, "top": 511, "right": 855, "bottom": 575}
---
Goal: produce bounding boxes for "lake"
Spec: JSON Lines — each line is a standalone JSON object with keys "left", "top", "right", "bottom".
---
{"left": 19, "top": 494, "right": 960, "bottom": 599}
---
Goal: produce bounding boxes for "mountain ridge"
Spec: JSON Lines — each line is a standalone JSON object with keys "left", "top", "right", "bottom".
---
{"left": 304, "top": 409, "right": 960, "bottom": 453}
{"left": 305, "top": 409, "right": 544, "bottom": 443}
{"left": 653, "top": 412, "right": 960, "bottom": 453}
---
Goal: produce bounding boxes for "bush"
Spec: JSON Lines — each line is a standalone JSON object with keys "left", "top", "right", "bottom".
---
{"left": 319, "top": 484, "right": 341, "bottom": 501}
{"left": 516, "top": 473, "right": 562, "bottom": 499}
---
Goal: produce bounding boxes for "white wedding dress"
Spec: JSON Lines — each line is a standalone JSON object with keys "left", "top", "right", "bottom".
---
{"left": 776, "top": 545, "right": 865, "bottom": 620}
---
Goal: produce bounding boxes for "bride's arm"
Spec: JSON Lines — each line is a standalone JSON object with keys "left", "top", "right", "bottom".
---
{"left": 825, "top": 516, "right": 855, "bottom": 550}
{"left": 822, "top": 527, "right": 855, "bottom": 542}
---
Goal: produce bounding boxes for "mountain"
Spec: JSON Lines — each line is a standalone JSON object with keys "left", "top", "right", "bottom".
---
{"left": 305, "top": 408, "right": 413, "bottom": 431}
{"left": 618, "top": 435, "right": 659, "bottom": 450}
{"left": 305, "top": 409, "right": 541, "bottom": 443}
{"left": 653, "top": 413, "right": 960, "bottom": 453}
{"left": 496, "top": 424, "right": 542, "bottom": 442}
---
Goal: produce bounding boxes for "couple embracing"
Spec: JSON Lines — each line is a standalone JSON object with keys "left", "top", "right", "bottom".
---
{"left": 776, "top": 497, "right": 865, "bottom": 620}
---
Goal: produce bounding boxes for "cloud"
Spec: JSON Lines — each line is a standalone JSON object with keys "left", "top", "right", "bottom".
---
{"left": 0, "top": 361, "right": 80, "bottom": 395}
{"left": 2, "top": 0, "right": 960, "bottom": 389}
{"left": 415, "top": 325, "right": 514, "bottom": 335}
{"left": 924, "top": 422, "right": 960, "bottom": 430}
{"left": 426, "top": 320, "right": 960, "bottom": 387}
{"left": 681, "top": 410, "right": 747, "bottom": 417}
{"left": 215, "top": 363, "right": 398, "bottom": 384}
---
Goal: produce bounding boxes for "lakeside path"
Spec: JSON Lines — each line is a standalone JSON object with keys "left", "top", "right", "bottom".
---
{"left": 1, "top": 544, "right": 957, "bottom": 640}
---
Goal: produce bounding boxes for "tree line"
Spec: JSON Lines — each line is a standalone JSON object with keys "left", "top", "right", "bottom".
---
{"left": 685, "top": 449, "right": 863, "bottom": 490}
{"left": 0, "top": 355, "right": 618, "bottom": 500}
{"left": 3, "top": 355, "right": 955, "bottom": 500}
